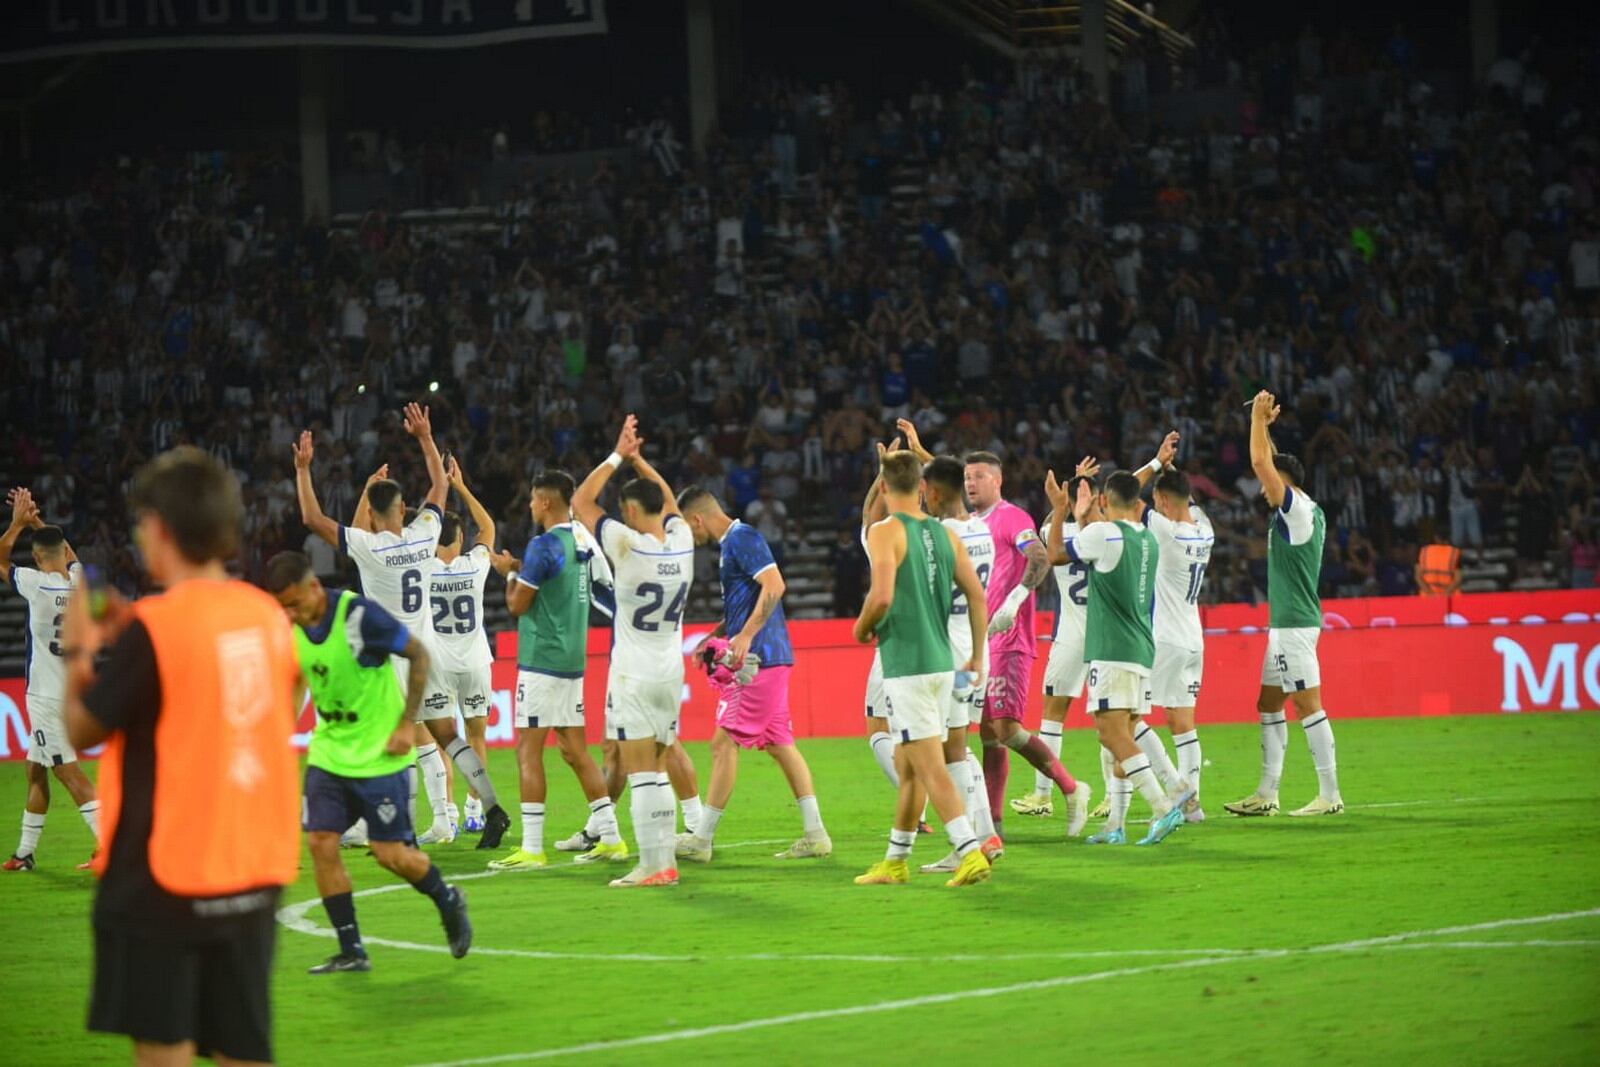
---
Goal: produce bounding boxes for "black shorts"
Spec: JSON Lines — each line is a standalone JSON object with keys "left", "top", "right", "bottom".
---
{"left": 90, "top": 902, "right": 278, "bottom": 1061}
{"left": 303, "top": 764, "right": 415, "bottom": 841}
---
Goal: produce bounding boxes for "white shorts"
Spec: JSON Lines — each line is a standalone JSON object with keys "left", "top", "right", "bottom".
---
{"left": 1151, "top": 643, "right": 1204, "bottom": 709}
{"left": 863, "top": 652, "right": 889, "bottom": 720}
{"left": 606, "top": 674, "right": 680, "bottom": 746}
{"left": 1086, "top": 663, "right": 1152, "bottom": 716}
{"left": 1261, "top": 628, "right": 1322, "bottom": 692}
{"left": 25, "top": 695, "right": 75, "bottom": 767}
{"left": 516, "top": 669, "right": 585, "bottom": 730}
{"left": 883, "top": 671, "right": 953, "bottom": 743}
{"left": 1043, "top": 631, "right": 1088, "bottom": 701}
{"left": 421, "top": 665, "right": 491, "bottom": 721}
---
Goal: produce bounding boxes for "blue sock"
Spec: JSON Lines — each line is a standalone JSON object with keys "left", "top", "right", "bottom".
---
{"left": 322, "top": 892, "right": 365, "bottom": 958}
{"left": 412, "top": 864, "right": 454, "bottom": 915}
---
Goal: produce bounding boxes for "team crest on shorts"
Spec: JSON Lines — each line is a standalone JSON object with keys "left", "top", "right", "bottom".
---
{"left": 376, "top": 799, "right": 398, "bottom": 826}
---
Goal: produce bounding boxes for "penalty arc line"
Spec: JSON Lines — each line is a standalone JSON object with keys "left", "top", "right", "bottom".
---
{"left": 400, "top": 908, "right": 1600, "bottom": 1067}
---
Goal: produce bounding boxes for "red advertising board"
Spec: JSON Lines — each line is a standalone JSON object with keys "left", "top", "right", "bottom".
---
{"left": 3, "top": 591, "right": 1597, "bottom": 759}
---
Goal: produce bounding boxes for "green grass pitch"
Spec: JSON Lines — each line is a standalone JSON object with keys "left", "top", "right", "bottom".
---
{"left": 3, "top": 713, "right": 1598, "bottom": 1066}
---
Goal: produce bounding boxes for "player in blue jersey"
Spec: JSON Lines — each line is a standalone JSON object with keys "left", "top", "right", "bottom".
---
{"left": 670, "top": 486, "right": 832, "bottom": 863}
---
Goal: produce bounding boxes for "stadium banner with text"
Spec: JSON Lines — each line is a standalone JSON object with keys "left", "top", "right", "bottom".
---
{"left": 0, "top": 1, "right": 609, "bottom": 64}
{"left": 1, "top": 590, "right": 1596, "bottom": 758}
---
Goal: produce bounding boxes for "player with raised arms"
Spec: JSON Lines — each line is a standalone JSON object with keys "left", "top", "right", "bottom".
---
{"left": 853, "top": 450, "right": 992, "bottom": 887}
{"left": 1225, "top": 391, "right": 1345, "bottom": 817}
{"left": 487, "top": 469, "right": 628, "bottom": 870}
{"left": 267, "top": 551, "right": 472, "bottom": 973}
{"left": 893, "top": 421, "right": 1006, "bottom": 867}
{"left": 673, "top": 483, "right": 832, "bottom": 864}
{"left": 1, "top": 488, "right": 99, "bottom": 871}
{"left": 964, "top": 450, "right": 1087, "bottom": 840}
{"left": 1013, "top": 456, "right": 1102, "bottom": 827}
{"left": 1132, "top": 434, "right": 1214, "bottom": 820}
{"left": 1065, "top": 472, "right": 1192, "bottom": 845}
{"left": 418, "top": 456, "right": 511, "bottom": 847}
{"left": 572, "top": 415, "right": 695, "bottom": 887}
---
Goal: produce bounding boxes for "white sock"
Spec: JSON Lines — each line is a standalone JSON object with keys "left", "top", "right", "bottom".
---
{"left": 1172, "top": 729, "right": 1201, "bottom": 798}
{"left": 627, "top": 773, "right": 657, "bottom": 870}
{"left": 1121, "top": 754, "right": 1170, "bottom": 816}
{"left": 1034, "top": 721, "right": 1063, "bottom": 794}
{"left": 886, "top": 826, "right": 915, "bottom": 860}
{"left": 946, "top": 760, "right": 973, "bottom": 824}
{"left": 797, "top": 795, "right": 824, "bottom": 835}
{"left": 465, "top": 795, "right": 484, "bottom": 818}
{"left": 700, "top": 804, "right": 725, "bottom": 841}
{"left": 520, "top": 802, "right": 545, "bottom": 855}
{"left": 965, "top": 752, "right": 996, "bottom": 839}
{"left": 1301, "top": 711, "right": 1342, "bottom": 802}
{"left": 1106, "top": 776, "right": 1133, "bottom": 832}
{"left": 652, "top": 780, "right": 677, "bottom": 871}
{"left": 1258, "top": 712, "right": 1288, "bottom": 798}
{"left": 78, "top": 800, "right": 100, "bottom": 838}
{"left": 445, "top": 737, "right": 497, "bottom": 809}
{"left": 1133, "top": 721, "right": 1181, "bottom": 792}
{"left": 681, "top": 794, "right": 703, "bottom": 837}
{"left": 405, "top": 765, "right": 418, "bottom": 821}
{"left": 416, "top": 744, "right": 450, "bottom": 829}
{"left": 586, "top": 797, "right": 622, "bottom": 845}
{"left": 945, "top": 813, "right": 979, "bottom": 857}
{"left": 17, "top": 811, "right": 43, "bottom": 857}
{"left": 1099, "top": 743, "right": 1116, "bottom": 792}
{"left": 868, "top": 731, "right": 899, "bottom": 787}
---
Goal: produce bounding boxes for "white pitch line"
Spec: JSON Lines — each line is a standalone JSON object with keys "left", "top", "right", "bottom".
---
{"left": 402, "top": 908, "right": 1600, "bottom": 1067}
{"left": 277, "top": 877, "right": 1257, "bottom": 964}
{"left": 1347, "top": 796, "right": 1496, "bottom": 810}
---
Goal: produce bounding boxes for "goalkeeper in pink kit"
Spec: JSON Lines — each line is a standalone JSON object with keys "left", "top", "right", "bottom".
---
{"left": 964, "top": 452, "right": 1090, "bottom": 840}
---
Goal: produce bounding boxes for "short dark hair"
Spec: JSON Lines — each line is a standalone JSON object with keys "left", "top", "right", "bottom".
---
{"left": 881, "top": 451, "right": 923, "bottom": 494}
{"left": 264, "top": 550, "right": 312, "bottom": 593}
{"left": 1065, "top": 474, "right": 1095, "bottom": 502}
{"left": 128, "top": 447, "right": 242, "bottom": 564}
{"left": 620, "top": 478, "right": 665, "bottom": 515}
{"left": 31, "top": 525, "right": 65, "bottom": 554}
{"left": 923, "top": 455, "right": 965, "bottom": 496}
{"left": 677, "top": 485, "right": 719, "bottom": 514}
{"left": 964, "top": 450, "right": 1003, "bottom": 470}
{"left": 367, "top": 479, "right": 403, "bottom": 517}
{"left": 1273, "top": 453, "right": 1306, "bottom": 487}
{"left": 1153, "top": 468, "right": 1192, "bottom": 502}
{"left": 532, "top": 470, "right": 575, "bottom": 504}
{"left": 1104, "top": 470, "right": 1142, "bottom": 508}
{"left": 441, "top": 510, "right": 463, "bottom": 547}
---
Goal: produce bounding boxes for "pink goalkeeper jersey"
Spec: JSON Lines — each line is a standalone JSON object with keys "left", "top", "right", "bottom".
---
{"left": 977, "top": 499, "right": 1041, "bottom": 659}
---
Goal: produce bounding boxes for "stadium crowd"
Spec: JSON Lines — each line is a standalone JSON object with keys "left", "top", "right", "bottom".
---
{"left": 2, "top": 25, "right": 1598, "bottom": 610}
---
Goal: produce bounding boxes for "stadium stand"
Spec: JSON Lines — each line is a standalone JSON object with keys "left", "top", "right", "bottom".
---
{"left": 2, "top": 19, "right": 1596, "bottom": 677}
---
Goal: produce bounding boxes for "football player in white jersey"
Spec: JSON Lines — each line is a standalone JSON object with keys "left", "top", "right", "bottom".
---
{"left": 573, "top": 416, "right": 695, "bottom": 888}
{"left": 1133, "top": 438, "right": 1214, "bottom": 821}
{"left": 859, "top": 437, "right": 900, "bottom": 790}
{"left": 1, "top": 489, "right": 100, "bottom": 871}
{"left": 1014, "top": 458, "right": 1103, "bottom": 820}
{"left": 420, "top": 457, "right": 511, "bottom": 846}
{"left": 294, "top": 402, "right": 458, "bottom": 846}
